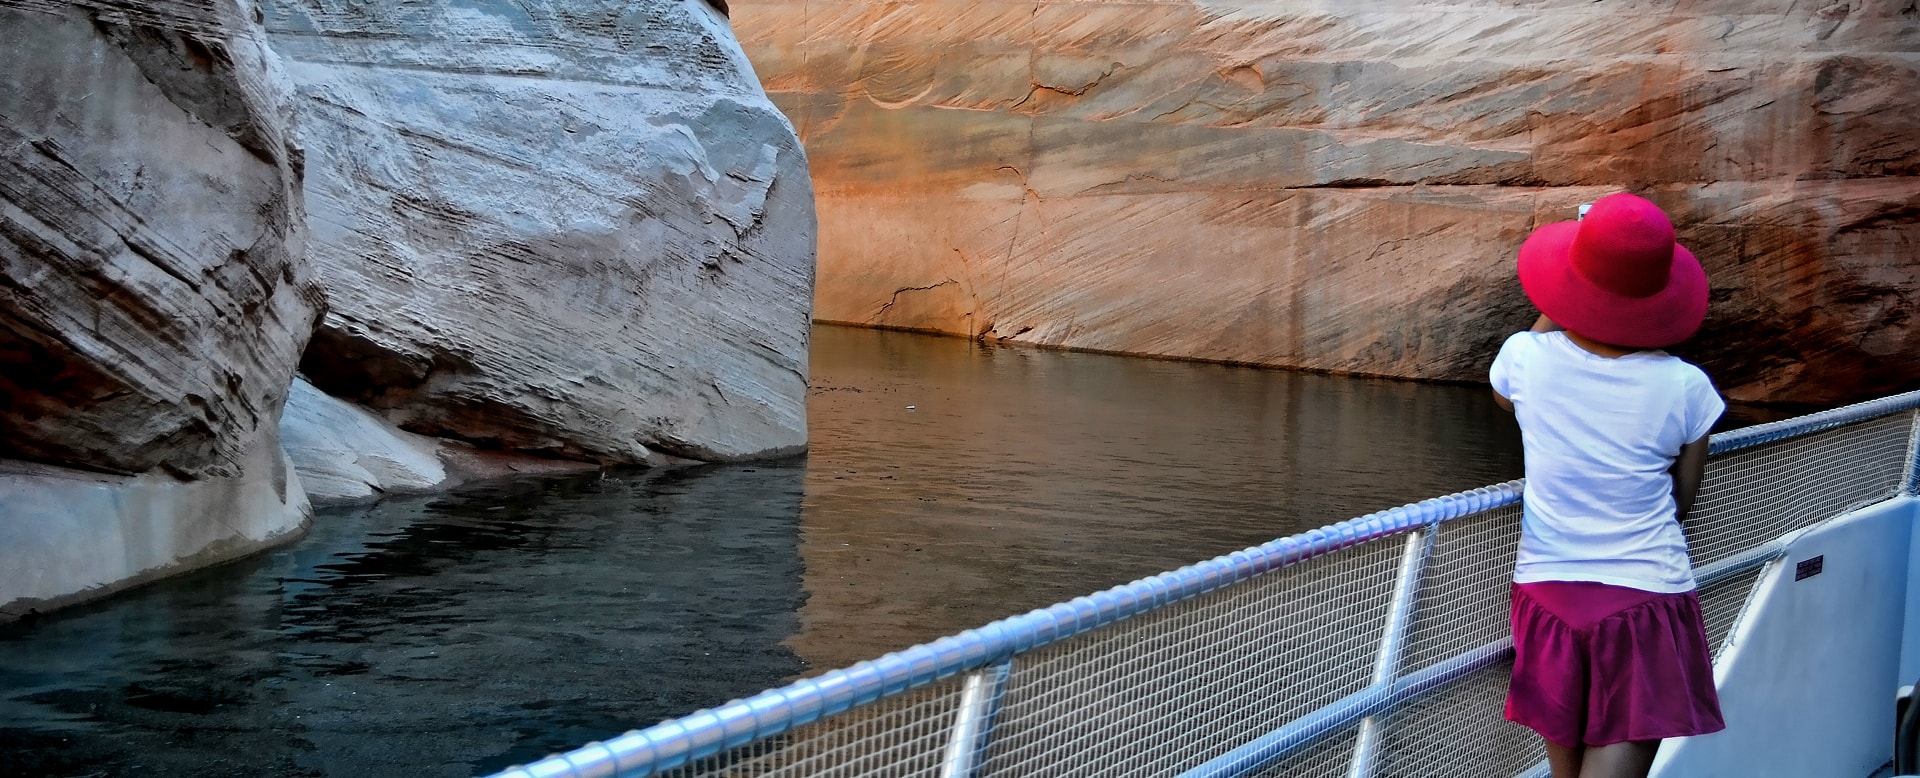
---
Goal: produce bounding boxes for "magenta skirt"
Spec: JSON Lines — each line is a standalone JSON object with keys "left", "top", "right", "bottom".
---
{"left": 1505, "top": 581, "right": 1725, "bottom": 747}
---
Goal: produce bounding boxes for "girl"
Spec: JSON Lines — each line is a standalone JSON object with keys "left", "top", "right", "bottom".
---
{"left": 1490, "top": 192, "right": 1727, "bottom": 778}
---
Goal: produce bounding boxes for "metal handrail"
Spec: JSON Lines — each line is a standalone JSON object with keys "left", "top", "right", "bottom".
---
{"left": 1708, "top": 391, "right": 1920, "bottom": 456}
{"left": 487, "top": 389, "right": 1920, "bottom": 778}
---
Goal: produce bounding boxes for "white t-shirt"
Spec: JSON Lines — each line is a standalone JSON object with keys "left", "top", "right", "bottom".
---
{"left": 1490, "top": 331, "right": 1725, "bottom": 593}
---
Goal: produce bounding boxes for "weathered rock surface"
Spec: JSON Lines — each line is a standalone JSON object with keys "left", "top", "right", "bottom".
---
{"left": 280, "top": 377, "right": 450, "bottom": 505}
{"left": 734, "top": 0, "right": 1920, "bottom": 404}
{"left": 0, "top": 0, "right": 322, "bottom": 477}
{"left": 264, "top": 0, "right": 816, "bottom": 462}
{"left": 0, "top": 0, "right": 317, "bottom": 618}
{"left": 0, "top": 429, "right": 310, "bottom": 620}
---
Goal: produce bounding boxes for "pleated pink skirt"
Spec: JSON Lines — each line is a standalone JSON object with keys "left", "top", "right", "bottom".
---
{"left": 1505, "top": 580, "right": 1725, "bottom": 747}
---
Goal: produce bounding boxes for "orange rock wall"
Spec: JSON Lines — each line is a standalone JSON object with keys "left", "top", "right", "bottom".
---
{"left": 733, "top": 1, "right": 1920, "bottom": 404}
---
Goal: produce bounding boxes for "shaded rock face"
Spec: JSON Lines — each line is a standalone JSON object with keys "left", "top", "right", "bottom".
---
{"left": 278, "top": 376, "right": 604, "bottom": 506}
{"left": 0, "top": 0, "right": 322, "bottom": 478}
{"left": 264, "top": 0, "right": 816, "bottom": 463}
{"left": 734, "top": 1, "right": 1920, "bottom": 404}
{"left": 0, "top": 0, "right": 317, "bottom": 619}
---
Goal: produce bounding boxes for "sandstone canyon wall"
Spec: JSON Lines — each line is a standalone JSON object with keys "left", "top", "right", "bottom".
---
{"left": 0, "top": 0, "right": 319, "bottom": 618}
{"left": 734, "top": 0, "right": 1920, "bottom": 405}
{"left": 264, "top": 0, "right": 817, "bottom": 463}
{"left": 2, "top": 0, "right": 818, "bottom": 619}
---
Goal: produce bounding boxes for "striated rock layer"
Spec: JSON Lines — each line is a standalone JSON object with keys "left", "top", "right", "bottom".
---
{"left": 0, "top": 0, "right": 321, "bottom": 478}
{"left": 734, "top": 0, "right": 1920, "bottom": 404}
{"left": 265, "top": 0, "right": 817, "bottom": 463}
{"left": 0, "top": 0, "right": 317, "bottom": 618}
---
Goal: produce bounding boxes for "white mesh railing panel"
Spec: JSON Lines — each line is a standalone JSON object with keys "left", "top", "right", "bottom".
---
{"left": 1686, "top": 412, "right": 1913, "bottom": 568}
{"left": 976, "top": 535, "right": 1404, "bottom": 778}
{"left": 1697, "top": 564, "right": 1766, "bottom": 659}
{"left": 1372, "top": 660, "right": 1544, "bottom": 778}
{"left": 659, "top": 676, "right": 968, "bottom": 778}
{"left": 1400, "top": 503, "right": 1524, "bottom": 674}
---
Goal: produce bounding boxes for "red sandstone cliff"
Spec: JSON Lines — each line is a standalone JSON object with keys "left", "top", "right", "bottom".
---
{"left": 735, "top": 0, "right": 1919, "bottom": 405}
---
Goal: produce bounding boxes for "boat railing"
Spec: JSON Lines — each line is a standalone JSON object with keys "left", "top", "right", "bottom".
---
{"left": 489, "top": 390, "right": 1920, "bottom": 778}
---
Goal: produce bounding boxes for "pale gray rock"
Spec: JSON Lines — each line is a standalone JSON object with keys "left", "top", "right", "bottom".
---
{"left": 0, "top": 0, "right": 317, "bottom": 619}
{"left": 0, "top": 0, "right": 322, "bottom": 478}
{"left": 264, "top": 0, "right": 816, "bottom": 463}
{"left": 0, "top": 428, "right": 310, "bottom": 620}
{"left": 280, "top": 377, "right": 450, "bottom": 506}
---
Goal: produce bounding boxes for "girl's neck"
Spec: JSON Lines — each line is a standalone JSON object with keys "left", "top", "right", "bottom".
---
{"left": 1564, "top": 330, "right": 1644, "bottom": 359}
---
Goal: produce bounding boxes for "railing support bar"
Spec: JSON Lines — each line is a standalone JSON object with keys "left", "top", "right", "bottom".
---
{"left": 1694, "top": 541, "right": 1786, "bottom": 588}
{"left": 1178, "top": 639, "right": 1514, "bottom": 778}
{"left": 940, "top": 670, "right": 992, "bottom": 778}
{"left": 1348, "top": 529, "right": 1431, "bottom": 778}
{"left": 941, "top": 659, "right": 1010, "bottom": 778}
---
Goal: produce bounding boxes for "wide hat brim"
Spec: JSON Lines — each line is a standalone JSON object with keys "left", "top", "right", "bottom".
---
{"left": 1516, "top": 221, "right": 1708, "bottom": 349}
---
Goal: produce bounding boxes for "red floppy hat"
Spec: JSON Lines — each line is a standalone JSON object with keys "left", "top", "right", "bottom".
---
{"left": 1516, "top": 192, "right": 1709, "bottom": 349}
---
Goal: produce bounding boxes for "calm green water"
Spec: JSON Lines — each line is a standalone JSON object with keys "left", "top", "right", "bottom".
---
{"left": 0, "top": 325, "right": 1536, "bottom": 776}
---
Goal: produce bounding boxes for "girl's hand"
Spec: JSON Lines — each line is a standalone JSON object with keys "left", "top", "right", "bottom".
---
{"left": 1530, "top": 315, "right": 1564, "bottom": 333}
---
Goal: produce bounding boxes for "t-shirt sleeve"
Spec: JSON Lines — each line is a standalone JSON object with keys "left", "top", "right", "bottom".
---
{"left": 1489, "top": 332, "right": 1528, "bottom": 400}
{"left": 1682, "top": 367, "right": 1726, "bottom": 442}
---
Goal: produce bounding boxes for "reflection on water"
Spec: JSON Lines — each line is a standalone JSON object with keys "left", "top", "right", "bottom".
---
{"left": 793, "top": 325, "right": 1525, "bottom": 669}
{"left": 1, "top": 324, "right": 1533, "bottom": 776}
{"left": 0, "top": 469, "right": 807, "bottom": 777}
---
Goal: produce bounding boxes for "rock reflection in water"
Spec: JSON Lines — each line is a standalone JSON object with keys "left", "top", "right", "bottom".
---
{"left": 792, "top": 324, "right": 1525, "bottom": 671}
{"left": 0, "top": 466, "right": 806, "bottom": 777}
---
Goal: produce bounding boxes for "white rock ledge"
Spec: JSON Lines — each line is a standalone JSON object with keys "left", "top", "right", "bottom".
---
{"left": 0, "top": 430, "right": 312, "bottom": 622}
{"left": 280, "top": 377, "right": 451, "bottom": 506}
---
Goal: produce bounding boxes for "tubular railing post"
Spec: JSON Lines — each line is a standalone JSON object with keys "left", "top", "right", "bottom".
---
{"left": 1347, "top": 528, "right": 1433, "bottom": 778}
{"left": 940, "top": 660, "right": 1010, "bottom": 778}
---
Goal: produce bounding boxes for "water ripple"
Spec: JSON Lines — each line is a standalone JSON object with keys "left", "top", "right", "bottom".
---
{"left": 0, "top": 324, "right": 1529, "bottom": 777}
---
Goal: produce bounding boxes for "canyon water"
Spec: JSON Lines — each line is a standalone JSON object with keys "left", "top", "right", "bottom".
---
{"left": 0, "top": 325, "right": 1542, "bottom": 776}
